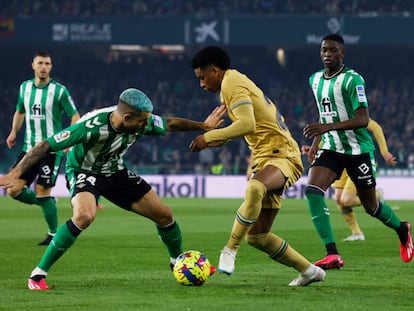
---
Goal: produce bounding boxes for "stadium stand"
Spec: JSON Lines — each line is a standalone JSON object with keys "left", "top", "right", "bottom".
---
{"left": 0, "top": 1, "right": 413, "bottom": 174}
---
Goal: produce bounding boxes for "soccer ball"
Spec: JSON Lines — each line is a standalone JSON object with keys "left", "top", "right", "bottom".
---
{"left": 173, "top": 250, "right": 214, "bottom": 286}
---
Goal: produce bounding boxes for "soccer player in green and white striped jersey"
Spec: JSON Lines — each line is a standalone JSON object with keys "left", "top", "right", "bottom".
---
{"left": 5, "top": 51, "right": 80, "bottom": 245}
{"left": 0, "top": 88, "right": 225, "bottom": 290}
{"left": 303, "top": 34, "right": 413, "bottom": 269}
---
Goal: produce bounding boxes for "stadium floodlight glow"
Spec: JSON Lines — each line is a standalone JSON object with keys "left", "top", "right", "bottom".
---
{"left": 276, "top": 48, "right": 286, "bottom": 67}
{"left": 110, "top": 45, "right": 150, "bottom": 52}
{"left": 152, "top": 45, "right": 185, "bottom": 54}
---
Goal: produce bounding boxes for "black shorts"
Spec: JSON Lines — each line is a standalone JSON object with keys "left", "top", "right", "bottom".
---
{"left": 14, "top": 152, "right": 62, "bottom": 187}
{"left": 311, "top": 149, "right": 376, "bottom": 189}
{"left": 68, "top": 169, "right": 152, "bottom": 210}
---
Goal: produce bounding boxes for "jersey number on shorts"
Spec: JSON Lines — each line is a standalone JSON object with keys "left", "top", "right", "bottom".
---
{"left": 76, "top": 173, "right": 97, "bottom": 186}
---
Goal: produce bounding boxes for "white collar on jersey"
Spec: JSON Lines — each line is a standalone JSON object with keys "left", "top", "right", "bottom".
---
{"left": 324, "top": 64, "right": 345, "bottom": 79}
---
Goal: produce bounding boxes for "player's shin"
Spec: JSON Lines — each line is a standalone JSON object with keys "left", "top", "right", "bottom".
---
{"left": 340, "top": 206, "right": 363, "bottom": 235}
{"left": 226, "top": 179, "right": 266, "bottom": 251}
{"left": 14, "top": 187, "right": 38, "bottom": 205}
{"left": 157, "top": 221, "right": 183, "bottom": 259}
{"left": 371, "top": 201, "right": 401, "bottom": 230}
{"left": 247, "top": 232, "right": 310, "bottom": 273}
{"left": 306, "top": 186, "right": 336, "bottom": 243}
{"left": 37, "top": 219, "right": 81, "bottom": 272}
{"left": 37, "top": 196, "right": 58, "bottom": 234}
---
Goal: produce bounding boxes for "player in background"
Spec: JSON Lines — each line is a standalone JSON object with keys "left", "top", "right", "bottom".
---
{"left": 5, "top": 51, "right": 80, "bottom": 245}
{"left": 303, "top": 34, "right": 413, "bottom": 270}
{"left": 0, "top": 88, "right": 225, "bottom": 291}
{"left": 301, "top": 118, "right": 398, "bottom": 242}
{"left": 189, "top": 46, "right": 326, "bottom": 287}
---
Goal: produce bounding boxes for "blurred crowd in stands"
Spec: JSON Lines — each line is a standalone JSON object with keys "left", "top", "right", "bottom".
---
{"left": 1, "top": 1, "right": 413, "bottom": 175}
{"left": 1, "top": 0, "right": 413, "bottom": 17}
{"left": 1, "top": 45, "right": 413, "bottom": 175}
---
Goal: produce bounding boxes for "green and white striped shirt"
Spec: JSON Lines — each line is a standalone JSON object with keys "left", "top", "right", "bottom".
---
{"left": 309, "top": 66, "right": 375, "bottom": 155}
{"left": 48, "top": 106, "right": 167, "bottom": 176}
{"left": 16, "top": 78, "right": 78, "bottom": 154}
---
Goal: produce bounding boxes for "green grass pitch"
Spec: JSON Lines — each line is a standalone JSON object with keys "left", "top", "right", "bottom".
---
{"left": 0, "top": 196, "right": 413, "bottom": 311}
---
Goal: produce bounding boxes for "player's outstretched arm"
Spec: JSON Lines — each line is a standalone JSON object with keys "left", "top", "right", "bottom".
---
{"left": 203, "top": 105, "right": 226, "bottom": 130}
{"left": 166, "top": 105, "right": 226, "bottom": 132}
{"left": 0, "top": 140, "right": 51, "bottom": 189}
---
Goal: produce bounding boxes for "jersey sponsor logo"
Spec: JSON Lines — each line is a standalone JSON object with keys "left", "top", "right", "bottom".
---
{"left": 356, "top": 85, "right": 367, "bottom": 103}
{"left": 320, "top": 97, "right": 337, "bottom": 117}
{"left": 85, "top": 117, "right": 102, "bottom": 128}
{"left": 53, "top": 130, "right": 71, "bottom": 143}
{"left": 152, "top": 115, "right": 164, "bottom": 129}
{"left": 30, "top": 102, "right": 45, "bottom": 119}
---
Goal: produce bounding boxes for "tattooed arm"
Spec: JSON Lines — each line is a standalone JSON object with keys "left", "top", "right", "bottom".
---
{"left": 0, "top": 140, "right": 51, "bottom": 189}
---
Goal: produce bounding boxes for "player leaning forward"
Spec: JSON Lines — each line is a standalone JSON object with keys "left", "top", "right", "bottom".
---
{"left": 189, "top": 46, "right": 325, "bottom": 286}
{"left": 0, "top": 88, "right": 225, "bottom": 290}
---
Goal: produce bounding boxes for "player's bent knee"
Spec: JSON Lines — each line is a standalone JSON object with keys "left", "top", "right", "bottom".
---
{"left": 340, "top": 195, "right": 356, "bottom": 207}
{"left": 7, "top": 183, "right": 26, "bottom": 198}
{"left": 245, "top": 179, "right": 267, "bottom": 200}
{"left": 246, "top": 233, "right": 268, "bottom": 249}
{"left": 154, "top": 208, "right": 174, "bottom": 227}
{"left": 73, "top": 210, "right": 97, "bottom": 229}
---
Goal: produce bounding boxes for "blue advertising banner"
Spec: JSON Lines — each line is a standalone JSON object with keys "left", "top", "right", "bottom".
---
{"left": 0, "top": 16, "right": 413, "bottom": 46}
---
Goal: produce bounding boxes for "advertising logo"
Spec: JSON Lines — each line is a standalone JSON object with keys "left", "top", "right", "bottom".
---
{"left": 53, "top": 23, "right": 112, "bottom": 42}
{"left": 306, "top": 17, "right": 360, "bottom": 44}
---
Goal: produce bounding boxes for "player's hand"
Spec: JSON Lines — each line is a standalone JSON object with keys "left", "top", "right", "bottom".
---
{"left": 203, "top": 105, "right": 226, "bottom": 131}
{"left": 0, "top": 173, "right": 17, "bottom": 189}
{"left": 6, "top": 131, "right": 17, "bottom": 149}
{"left": 383, "top": 152, "right": 398, "bottom": 166}
{"left": 306, "top": 145, "right": 319, "bottom": 164}
{"left": 189, "top": 135, "right": 208, "bottom": 152}
{"left": 303, "top": 123, "right": 331, "bottom": 138}
{"left": 301, "top": 145, "right": 311, "bottom": 155}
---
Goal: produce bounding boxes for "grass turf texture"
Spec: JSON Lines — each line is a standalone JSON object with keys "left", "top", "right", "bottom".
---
{"left": 0, "top": 196, "right": 413, "bottom": 311}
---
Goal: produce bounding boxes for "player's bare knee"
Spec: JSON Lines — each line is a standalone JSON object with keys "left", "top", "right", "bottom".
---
{"left": 7, "top": 187, "right": 20, "bottom": 198}
{"left": 340, "top": 195, "right": 356, "bottom": 207}
{"left": 72, "top": 208, "right": 97, "bottom": 229}
{"left": 6, "top": 182, "right": 25, "bottom": 197}
{"left": 155, "top": 208, "right": 174, "bottom": 227}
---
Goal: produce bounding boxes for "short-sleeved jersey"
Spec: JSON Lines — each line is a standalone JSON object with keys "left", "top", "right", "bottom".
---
{"left": 16, "top": 79, "right": 78, "bottom": 154}
{"left": 309, "top": 66, "right": 374, "bottom": 155}
{"left": 47, "top": 106, "right": 167, "bottom": 176}
{"left": 220, "top": 69, "right": 300, "bottom": 160}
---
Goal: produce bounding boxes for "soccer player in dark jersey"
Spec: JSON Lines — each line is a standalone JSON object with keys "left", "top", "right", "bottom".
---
{"left": 0, "top": 88, "right": 225, "bottom": 290}
{"left": 303, "top": 34, "right": 413, "bottom": 269}
{"left": 189, "top": 46, "right": 326, "bottom": 286}
{"left": 5, "top": 51, "right": 80, "bottom": 245}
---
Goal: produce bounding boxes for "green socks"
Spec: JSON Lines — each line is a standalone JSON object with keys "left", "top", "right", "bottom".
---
{"left": 38, "top": 220, "right": 80, "bottom": 272}
{"left": 372, "top": 202, "right": 401, "bottom": 230}
{"left": 157, "top": 221, "right": 183, "bottom": 259}
{"left": 14, "top": 187, "right": 38, "bottom": 205}
{"left": 306, "top": 188, "right": 336, "bottom": 245}
{"left": 37, "top": 197, "right": 58, "bottom": 234}
{"left": 14, "top": 188, "right": 58, "bottom": 234}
